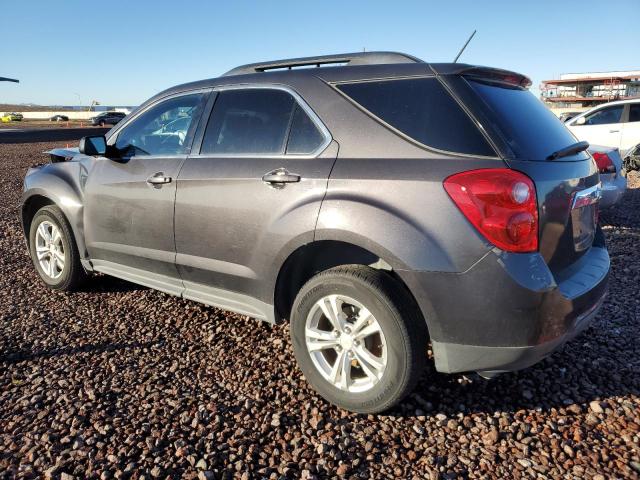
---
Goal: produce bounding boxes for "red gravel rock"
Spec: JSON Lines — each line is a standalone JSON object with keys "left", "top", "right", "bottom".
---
{"left": 0, "top": 141, "right": 638, "bottom": 479}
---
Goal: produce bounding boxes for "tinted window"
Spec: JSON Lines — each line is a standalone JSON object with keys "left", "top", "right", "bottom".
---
{"left": 584, "top": 105, "right": 624, "bottom": 125}
{"left": 115, "top": 93, "right": 205, "bottom": 156}
{"left": 469, "top": 80, "right": 588, "bottom": 161}
{"left": 202, "top": 89, "right": 296, "bottom": 154}
{"left": 286, "top": 105, "right": 325, "bottom": 154}
{"left": 336, "top": 77, "right": 494, "bottom": 156}
{"left": 628, "top": 104, "right": 640, "bottom": 123}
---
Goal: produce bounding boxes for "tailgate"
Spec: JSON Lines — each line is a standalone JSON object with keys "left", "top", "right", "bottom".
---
{"left": 509, "top": 158, "right": 600, "bottom": 272}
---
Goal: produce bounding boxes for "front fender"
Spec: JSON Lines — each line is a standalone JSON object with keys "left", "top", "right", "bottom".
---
{"left": 22, "top": 160, "right": 92, "bottom": 259}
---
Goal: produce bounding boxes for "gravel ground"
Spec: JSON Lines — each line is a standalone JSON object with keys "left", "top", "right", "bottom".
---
{"left": 1, "top": 141, "right": 639, "bottom": 480}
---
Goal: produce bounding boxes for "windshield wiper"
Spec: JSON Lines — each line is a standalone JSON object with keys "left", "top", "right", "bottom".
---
{"left": 546, "top": 141, "right": 589, "bottom": 161}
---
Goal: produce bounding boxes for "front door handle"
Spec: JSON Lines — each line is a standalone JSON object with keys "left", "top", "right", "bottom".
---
{"left": 609, "top": 129, "right": 620, "bottom": 133}
{"left": 262, "top": 168, "right": 301, "bottom": 184}
{"left": 146, "top": 172, "right": 172, "bottom": 186}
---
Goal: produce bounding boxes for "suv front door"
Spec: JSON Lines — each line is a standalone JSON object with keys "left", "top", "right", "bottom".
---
{"left": 173, "top": 86, "right": 336, "bottom": 318}
{"left": 83, "top": 91, "right": 208, "bottom": 294}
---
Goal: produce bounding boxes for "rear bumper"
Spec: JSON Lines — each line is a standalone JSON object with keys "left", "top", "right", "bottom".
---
{"left": 430, "top": 290, "right": 604, "bottom": 374}
{"left": 398, "top": 243, "right": 609, "bottom": 374}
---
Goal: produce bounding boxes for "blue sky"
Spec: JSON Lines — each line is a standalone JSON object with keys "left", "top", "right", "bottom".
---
{"left": 1, "top": 0, "right": 638, "bottom": 106}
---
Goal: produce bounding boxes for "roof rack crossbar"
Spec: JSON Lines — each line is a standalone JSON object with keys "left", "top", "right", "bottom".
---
{"left": 223, "top": 51, "right": 424, "bottom": 77}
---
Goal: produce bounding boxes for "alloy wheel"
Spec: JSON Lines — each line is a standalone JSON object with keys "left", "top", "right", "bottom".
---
{"left": 304, "top": 294, "right": 387, "bottom": 393}
{"left": 34, "top": 220, "right": 65, "bottom": 279}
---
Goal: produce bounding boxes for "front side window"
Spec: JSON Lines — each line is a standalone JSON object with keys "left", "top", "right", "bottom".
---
{"left": 115, "top": 93, "right": 205, "bottom": 157}
{"left": 201, "top": 88, "right": 326, "bottom": 155}
{"left": 335, "top": 77, "right": 495, "bottom": 156}
{"left": 583, "top": 105, "right": 624, "bottom": 126}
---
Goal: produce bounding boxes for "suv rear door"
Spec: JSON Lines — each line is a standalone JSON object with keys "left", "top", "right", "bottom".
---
{"left": 173, "top": 86, "right": 336, "bottom": 317}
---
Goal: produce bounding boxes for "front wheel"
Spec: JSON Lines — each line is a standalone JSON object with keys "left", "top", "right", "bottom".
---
{"left": 290, "top": 265, "right": 428, "bottom": 413}
{"left": 29, "top": 205, "right": 88, "bottom": 291}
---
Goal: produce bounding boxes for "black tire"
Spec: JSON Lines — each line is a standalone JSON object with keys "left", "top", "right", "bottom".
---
{"left": 290, "top": 265, "right": 428, "bottom": 413}
{"left": 29, "top": 205, "right": 88, "bottom": 291}
{"left": 99, "top": 120, "right": 105, "bottom": 127}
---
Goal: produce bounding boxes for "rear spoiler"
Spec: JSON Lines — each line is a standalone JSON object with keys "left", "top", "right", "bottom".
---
{"left": 430, "top": 64, "right": 532, "bottom": 89}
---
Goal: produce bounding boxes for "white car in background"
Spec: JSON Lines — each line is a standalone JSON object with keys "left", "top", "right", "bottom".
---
{"left": 566, "top": 99, "right": 640, "bottom": 155}
{"left": 589, "top": 145, "right": 626, "bottom": 208}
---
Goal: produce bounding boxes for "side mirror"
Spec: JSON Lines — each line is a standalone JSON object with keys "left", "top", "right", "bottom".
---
{"left": 79, "top": 135, "right": 107, "bottom": 156}
{"left": 575, "top": 116, "right": 587, "bottom": 126}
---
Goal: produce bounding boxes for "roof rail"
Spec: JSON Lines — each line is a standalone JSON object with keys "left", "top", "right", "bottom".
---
{"left": 223, "top": 51, "right": 424, "bottom": 77}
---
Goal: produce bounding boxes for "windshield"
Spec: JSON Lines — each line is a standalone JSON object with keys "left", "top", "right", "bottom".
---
{"left": 467, "top": 80, "right": 589, "bottom": 161}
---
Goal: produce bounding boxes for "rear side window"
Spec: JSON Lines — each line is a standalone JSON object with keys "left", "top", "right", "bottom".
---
{"left": 201, "top": 89, "right": 326, "bottom": 155}
{"left": 469, "top": 80, "right": 589, "bottom": 161}
{"left": 286, "top": 105, "right": 325, "bottom": 154}
{"left": 335, "top": 77, "right": 495, "bottom": 156}
{"left": 202, "top": 89, "right": 294, "bottom": 154}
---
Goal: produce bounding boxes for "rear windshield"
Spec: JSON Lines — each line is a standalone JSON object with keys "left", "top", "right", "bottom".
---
{"left": 468, "top": 80, "right": 587, "bottom": 161}
{"left": 335, "top": 77, "right": 495, "bottom": 156}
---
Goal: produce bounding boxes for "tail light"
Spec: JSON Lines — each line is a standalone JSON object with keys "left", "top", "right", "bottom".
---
{"left": 592, "top": 152, "right": 616, "bottom": 174}
{"left": 444, "top": 169, "right": 538, "bottom": 253}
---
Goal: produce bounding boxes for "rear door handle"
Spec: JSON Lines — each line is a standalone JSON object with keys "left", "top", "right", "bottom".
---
{"left": 609, "top": 130, "right": 620, "bottom": 133}
{"left": 146, "top": 172, "right": 172, "bottom": 186}
{"left": 262, "top": 168, "right": 301, "bottom": 184}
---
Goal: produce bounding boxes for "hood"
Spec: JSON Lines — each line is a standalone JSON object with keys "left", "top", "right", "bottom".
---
{"left": 45, "top": 147, "right": 80, "bottom": 163}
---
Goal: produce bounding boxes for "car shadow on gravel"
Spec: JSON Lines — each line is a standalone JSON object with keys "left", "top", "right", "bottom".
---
{"left": 397, "top": 351, "right": 635, "bottom": 418}
{"left": 1, "top": 339, "right": 163, "bottom": 364}
{"left": 76, "top": 273, "right": 148, "bottom": 294}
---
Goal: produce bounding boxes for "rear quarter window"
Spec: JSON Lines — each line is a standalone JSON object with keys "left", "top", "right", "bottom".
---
{"left": 335, "top": 77, "right": 495, "bottom": 156}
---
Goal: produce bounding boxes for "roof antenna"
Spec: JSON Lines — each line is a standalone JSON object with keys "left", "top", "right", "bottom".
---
{"left": 453, "top": 30, "right": 477, "bottom": 63}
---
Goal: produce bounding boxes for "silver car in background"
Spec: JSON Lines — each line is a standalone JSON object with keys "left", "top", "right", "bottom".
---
{"left": 589, "top": 145, "right": 626, "bottom": 208}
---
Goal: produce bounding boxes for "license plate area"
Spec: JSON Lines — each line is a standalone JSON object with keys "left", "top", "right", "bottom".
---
{"left": 571, "top": 184, "right": 601, "bottom": 252}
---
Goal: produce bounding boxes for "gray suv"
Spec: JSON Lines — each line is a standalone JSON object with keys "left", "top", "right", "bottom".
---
{"left": 21, "top": 52, "right": 609, "bottom": 413}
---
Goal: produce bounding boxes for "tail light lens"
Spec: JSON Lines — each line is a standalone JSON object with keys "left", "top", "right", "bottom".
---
{"left": 444, "top": 169, "right": 538, "bottom": 252}
{"left": 592, "top": 152, "right": 616, "bottom": 174}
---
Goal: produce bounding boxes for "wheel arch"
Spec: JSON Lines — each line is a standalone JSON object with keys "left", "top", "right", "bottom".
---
{"left": 21, "top": 194, "right": 56, "bottom": 239}
{"left": 22, "top": 187, "right": 89, "bottom": 264}
{"left": 273, "top": 240, "right": 429, "bottom": 337}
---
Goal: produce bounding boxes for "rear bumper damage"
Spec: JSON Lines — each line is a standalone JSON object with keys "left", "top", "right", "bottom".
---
{"left": 399, "top": 242, "right": 609, "bottom": 375}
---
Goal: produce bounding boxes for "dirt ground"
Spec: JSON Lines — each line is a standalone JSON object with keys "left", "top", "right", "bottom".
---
{"left": 0, "top": 140, "right": 639, "bottom": 479}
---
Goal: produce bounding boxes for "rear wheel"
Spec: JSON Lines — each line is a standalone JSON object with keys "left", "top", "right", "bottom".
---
{"left": 290, "top": 265, "right": 427, "bottom": 413}
{"left": 29, "top": 205, "right": 88, "bottom": 291}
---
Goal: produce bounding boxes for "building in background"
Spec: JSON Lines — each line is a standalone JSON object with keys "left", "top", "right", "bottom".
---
{"left": 541, "top": 70, "right": 640, "bottom": 116}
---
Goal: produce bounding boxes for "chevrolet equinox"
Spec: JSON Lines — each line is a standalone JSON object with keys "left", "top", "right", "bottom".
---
{"left": 21, "top": 52, "right": 609, "bottom": 413}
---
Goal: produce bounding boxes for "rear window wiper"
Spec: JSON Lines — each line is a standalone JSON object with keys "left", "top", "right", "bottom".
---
{"left": 546, "top": 141, "right": 589, "bottom": 161}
